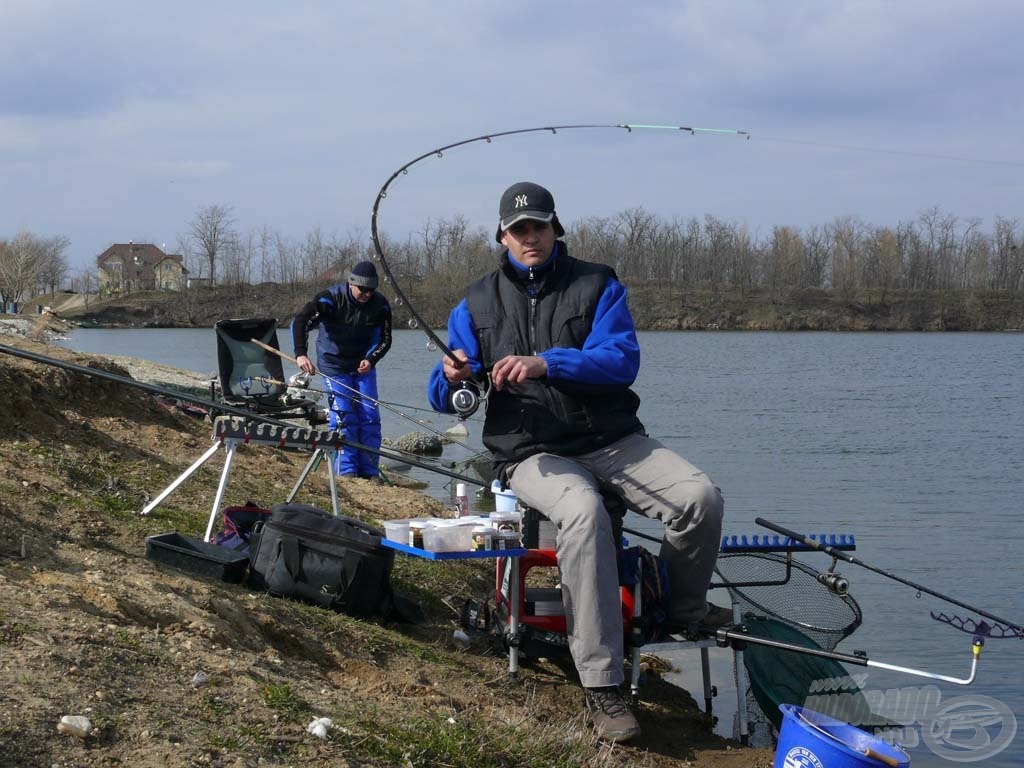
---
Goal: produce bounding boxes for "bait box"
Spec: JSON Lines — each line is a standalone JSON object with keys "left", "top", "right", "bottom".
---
{"left": 145, "top": 532, "right": 249, "bottom": 582}
{"left": 422, "top": 521, "right": 476, "bottom": 552}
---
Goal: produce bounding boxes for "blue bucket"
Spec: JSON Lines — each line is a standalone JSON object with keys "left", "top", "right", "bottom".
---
{"left": 775, "top": 704, "right": 911, "bottom": 768}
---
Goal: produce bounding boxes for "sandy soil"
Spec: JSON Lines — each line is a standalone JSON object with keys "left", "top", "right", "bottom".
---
{"left": 0, "top": 336, "right": 775, "bottom": 768}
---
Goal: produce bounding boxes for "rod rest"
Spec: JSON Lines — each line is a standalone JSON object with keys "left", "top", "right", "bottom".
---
{"left": 213, "top": 416, "right": 345, "bottom": 451}
{"left": 719, "top": 533, "right": 856, "bottom": 553}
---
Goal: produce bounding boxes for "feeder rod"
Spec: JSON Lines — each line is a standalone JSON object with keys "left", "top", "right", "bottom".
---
{"left": 755, "top": 517, "right": 1023, "bottom": 634}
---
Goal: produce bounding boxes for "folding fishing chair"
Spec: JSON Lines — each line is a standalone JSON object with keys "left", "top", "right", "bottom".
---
{"left": 142, "top": 320, "right": 342, "bottom": 536}
{"left": 214, "top": 317, "right": 320, "bottom": 423}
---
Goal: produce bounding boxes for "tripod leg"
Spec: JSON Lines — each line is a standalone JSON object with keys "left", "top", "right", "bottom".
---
{"left": 287, "top": 450, "right": 324, "bottom": 503}
{"left": 204, "top": 441, "right": 239, "bottom": 542}
{"left": 142, "top": 441, "right": 222, "bottom": 516}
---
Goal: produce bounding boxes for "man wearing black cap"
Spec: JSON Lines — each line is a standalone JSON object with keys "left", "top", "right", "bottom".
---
{"left": 427, "top": 182, "right": 728, "bottom": 742}
{"left": 292, "top": 260, "right": 392, "bottom": 479}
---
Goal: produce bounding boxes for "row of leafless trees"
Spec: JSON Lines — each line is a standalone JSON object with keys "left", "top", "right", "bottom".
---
{"left": 6, "top": 205, "right": 1023, "bottom": 309}
{"left": 391, "top": 207, "right": 1024, "bottom": 298}
{"left": 0, "top": 232, "right": 71, "bottom": 307}
{"left": 172, "top": 204, "right": 1024, "bottom": 297}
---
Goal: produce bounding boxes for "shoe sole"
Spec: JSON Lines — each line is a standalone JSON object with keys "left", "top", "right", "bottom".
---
{"left": 596, "top": 725, "right": 641, "bottom": 743}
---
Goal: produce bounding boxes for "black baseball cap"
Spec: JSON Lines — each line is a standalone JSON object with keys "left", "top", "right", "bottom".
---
{"left": 495, "top": 181, "right": 565, "bottom": 242}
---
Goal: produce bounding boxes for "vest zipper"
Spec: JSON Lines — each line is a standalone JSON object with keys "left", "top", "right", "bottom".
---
{"left": 528, "top": 267, "right": 538, "bottom": 354}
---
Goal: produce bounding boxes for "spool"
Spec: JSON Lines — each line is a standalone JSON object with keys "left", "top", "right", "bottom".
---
{"left": 774, "top": 704, "right": 910, "bottom": 768}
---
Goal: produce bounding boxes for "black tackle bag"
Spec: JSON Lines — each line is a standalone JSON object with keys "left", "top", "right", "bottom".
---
{"left": 248, "top": 503, "right": 419, "bottom": 622}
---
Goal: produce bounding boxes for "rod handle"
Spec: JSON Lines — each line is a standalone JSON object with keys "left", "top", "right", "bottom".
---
{"left": 754, "top": 517, "right": 822, "bottom": 549}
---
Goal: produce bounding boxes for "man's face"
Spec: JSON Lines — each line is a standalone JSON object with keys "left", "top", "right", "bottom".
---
{"left": 500, "top": 219, "right": 556, "bottom": 267}
{"left": 349, "top": 283, "right": 374, "bottom": 303}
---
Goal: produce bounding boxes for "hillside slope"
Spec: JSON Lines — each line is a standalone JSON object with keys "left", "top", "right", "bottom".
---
{"left": 0, "top": 337, "right": 773, "bottom": 768}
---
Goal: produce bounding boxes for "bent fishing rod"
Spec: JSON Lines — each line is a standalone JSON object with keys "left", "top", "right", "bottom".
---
{"left": 369, "top": 122, "right": 749, "bottom": 414}
{"left": 756, "top": 517, "right": 1024, "bottom": 639}
{"left": 0, "top": 342, "right": 489, "bottom": 488}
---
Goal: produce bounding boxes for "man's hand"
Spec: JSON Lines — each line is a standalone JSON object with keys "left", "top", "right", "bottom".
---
{"left": 443, "top": 349, "right": 473, "bottom": 383}
{"left": 491, "top": 355, "right": 547, "bottom": 390}
{"left": 357, "top": 359, "right": 371, "bottom": 375}
{"left": 296, "top": 355, "right": 316, "bottom": 375}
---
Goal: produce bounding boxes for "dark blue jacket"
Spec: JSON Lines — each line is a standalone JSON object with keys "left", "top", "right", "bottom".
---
{"left": 428, "top": 244, "right": 643, "bottom": 462}
{"left": 292, "top": 284, "right": 392, "bottom": 375}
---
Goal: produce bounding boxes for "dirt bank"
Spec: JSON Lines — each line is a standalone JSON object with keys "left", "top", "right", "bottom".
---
{"left": 0, "top": 337, "right": 773, "bottom": 768}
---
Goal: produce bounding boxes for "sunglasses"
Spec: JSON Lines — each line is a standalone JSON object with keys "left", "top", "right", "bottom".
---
{"left": 351, "top": 283, "right": 375, "bottom": 294}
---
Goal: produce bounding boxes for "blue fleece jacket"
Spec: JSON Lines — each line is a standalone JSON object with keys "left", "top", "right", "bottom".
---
{"left": 427, "top": 249, "right": 640, "bottom": 413}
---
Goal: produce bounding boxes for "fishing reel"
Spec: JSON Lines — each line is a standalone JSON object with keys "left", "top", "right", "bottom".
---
{"left": 816, "top": 569, "right": 850, "bottom": 596}
{"left": 450, "top": 382, "right": 481, "bottom": 420}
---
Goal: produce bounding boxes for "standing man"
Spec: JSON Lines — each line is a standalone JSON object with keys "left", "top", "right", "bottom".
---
{"left": 293, "top": 260, "right": 392, "bottom": 479}
{"left": 427, "top": 182, "right": 728, "bottom": 742}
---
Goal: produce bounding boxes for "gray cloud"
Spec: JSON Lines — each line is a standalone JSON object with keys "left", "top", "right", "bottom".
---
{"left": 1, "top": 0, "right": 1021, "bottom": 269}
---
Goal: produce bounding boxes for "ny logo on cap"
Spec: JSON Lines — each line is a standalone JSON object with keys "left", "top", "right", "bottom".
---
{"left": 515, "top": 194, "right": 529, "bottom": 208}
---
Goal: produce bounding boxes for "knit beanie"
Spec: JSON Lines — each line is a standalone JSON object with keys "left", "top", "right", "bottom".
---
{"left": 348, "top": 261, "right": 379, "bottom": 289}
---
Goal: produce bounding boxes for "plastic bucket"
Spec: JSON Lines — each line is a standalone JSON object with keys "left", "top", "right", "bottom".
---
{"left": 775, "top": 704, "right": 910, "bottom": 768}
{"left": 490, "top": 480, "right": 518, "bottom": 513}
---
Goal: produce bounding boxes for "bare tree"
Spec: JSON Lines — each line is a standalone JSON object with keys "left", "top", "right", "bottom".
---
{"left": 0, "top": 232, "right": 47, "bottom": 308}
{"left": 72, "top": 267, "right": 96, "bottom": 308}
{"left": 827, "top": 216, "right": 865, "bottom": 298}
{"left": 765, "top": 226, "right": 804, "bottom": 298}
{"left": 36, "top": 235, "right": 71, "bottom": 298}
{"left": 863, "top": 226, "right": 902, "bottom": 302}
{"left": 188, "top": 204, "right": 235, "bottom": 285}
{"left": 991, "top": 217, "right": 1023, "bottom": 291}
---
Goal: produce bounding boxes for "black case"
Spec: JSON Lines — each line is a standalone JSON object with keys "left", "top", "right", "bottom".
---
{"left": 146, "top": 532, "right": 249, "bottom": 582}
{"left": 248, "top": 503, "right": 395, "bottom": 618}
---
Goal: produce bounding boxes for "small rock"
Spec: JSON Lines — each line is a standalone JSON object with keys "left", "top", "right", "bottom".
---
{"left": 57, "top": 715, "right": 93, "bottom": 738}
{"left": 306, "top": 716, "right": 333, "bottom": 740}
{"left": 445, "top": 423, "right": 469, "bottom": 437}
{"left": 386, "top": 431, "right": 443, "bottom": 455}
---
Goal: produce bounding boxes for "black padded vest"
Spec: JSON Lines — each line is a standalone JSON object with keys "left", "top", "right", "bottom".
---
{"left": 466, "top": 252, "right": 643, "bottom": 464}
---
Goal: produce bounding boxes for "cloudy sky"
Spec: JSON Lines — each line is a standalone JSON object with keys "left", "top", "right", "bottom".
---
{"left": 3, "top": 1, "right": 1022, "bottom": 272}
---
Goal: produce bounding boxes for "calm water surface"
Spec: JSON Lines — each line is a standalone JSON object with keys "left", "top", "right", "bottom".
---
{"left": 60, "top": 329, "right": 1023, "bottom": 766}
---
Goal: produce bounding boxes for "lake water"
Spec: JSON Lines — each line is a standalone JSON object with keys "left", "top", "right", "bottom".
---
{"left": 58, "top": 328, "right": 1023, "bottom": 766}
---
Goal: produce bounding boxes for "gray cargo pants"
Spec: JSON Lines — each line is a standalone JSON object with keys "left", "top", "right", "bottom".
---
{"left": 507, "top": 432, "right": 724, "bottom": 688}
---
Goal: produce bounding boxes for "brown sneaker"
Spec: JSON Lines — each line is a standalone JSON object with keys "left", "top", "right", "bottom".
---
{"left": 585, "top": 686, "right": 641, "bottom": 742}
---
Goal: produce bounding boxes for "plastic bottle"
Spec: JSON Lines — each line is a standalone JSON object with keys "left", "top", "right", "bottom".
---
{"left": 454, "top": 483, "right": 470, "bottom": 518}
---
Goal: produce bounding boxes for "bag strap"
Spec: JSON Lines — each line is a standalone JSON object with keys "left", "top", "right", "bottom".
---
{"left": 281, "top": 535, "right": 302, "bottom": 579}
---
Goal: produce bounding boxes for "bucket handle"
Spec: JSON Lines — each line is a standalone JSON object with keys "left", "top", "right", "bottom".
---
{"left": 796, "top": 710, "right": 902, "bottom": 768}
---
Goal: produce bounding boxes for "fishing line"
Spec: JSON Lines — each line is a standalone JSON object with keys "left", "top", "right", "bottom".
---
{"left": 249, "top": 338, "right": 481, "bottom": 454}
{"left": 251, "top": 376, "right": 484, "bottom": 422}
{"left": 369, "top": 122, "right": 750, "bottom": 365}
{"left": 757, "top": 134, "right": 1024, "bottom": 168}
{"left": 0, "top": 342, "right": 488, "bottom": 487}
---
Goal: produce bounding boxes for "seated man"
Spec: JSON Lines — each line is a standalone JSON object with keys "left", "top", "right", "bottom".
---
{"left": 428, "top": 182, "right": 728, "bottom": 742}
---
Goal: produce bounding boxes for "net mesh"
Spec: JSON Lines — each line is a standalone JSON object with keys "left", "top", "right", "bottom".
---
{"left": 713, "top": 552, "right": 862, "bottom": 652}
{"left": 713, "top": 552, "right": 865, "bottom": 739}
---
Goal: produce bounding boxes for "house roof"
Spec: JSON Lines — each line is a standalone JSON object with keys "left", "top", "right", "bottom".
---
{"left": 97, "top": 243, "right": 188, "bottom": 281}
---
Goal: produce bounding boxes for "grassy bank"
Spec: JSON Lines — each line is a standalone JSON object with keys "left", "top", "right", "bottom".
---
{"left": 0, "top": 337, "right": 774, "bottom": 767}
